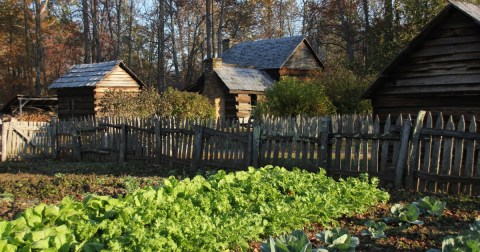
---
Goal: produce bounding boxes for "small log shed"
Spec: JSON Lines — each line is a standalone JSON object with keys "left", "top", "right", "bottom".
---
{"left": 48, "top": 61, "right": 144, "bottom": 119}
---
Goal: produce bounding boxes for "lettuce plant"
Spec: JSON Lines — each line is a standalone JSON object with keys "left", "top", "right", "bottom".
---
{"left": 413, "top": 196, "right": 446, "bottom": 216}
{"left": 316, "top": 227, "right": 359, "bottom": 252}
{"left": 390, "top": 203, "right": 424, "bottom": 226}
{"left": 0, "top": 166, "right": 388, "bottom": 251}
{"left": 261, "top": 230, "right": 318, "bottom": 252}
{"left": 442, "top": 220, "right": 480, "bottom": 252}
{"left": 361, "top": 220, "right": 387, "bottom": 239}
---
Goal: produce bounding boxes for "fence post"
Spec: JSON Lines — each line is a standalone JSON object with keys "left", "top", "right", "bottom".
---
{"left": 119, "top": 125, "right": 127, "bottom": 162}
{"left": 50, "top": 118, "right": 57, "bottom": 159}
{"left": 191, "top": 126, "right": 203, "bottom": 170}
{"left": 318, "top": 117, "right": 330, "bottom": 172}
{"left": 71, "top": 127, "right": 81, "bottom": 160}
{"left": 406, "top": 110, "right": 426, "bottom": 189}
{"left": 395, "top": 118, "right": 412, "bottom": 189}
{"left": 250, "top": 120, "right": 261, "bottom": 168}
{"left": 155, "top": 118, "right": 162, "bottom": 165}
{"left": 1, "top": 121, "right": 8, "bottom": 162}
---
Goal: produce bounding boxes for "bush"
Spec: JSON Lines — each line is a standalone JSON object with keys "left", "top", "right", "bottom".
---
{"left": 156, "top": 87, "right": 215, "bottom": 119}
{"left": 99, "top": 87, "right": 215, "bottom": 119}
{"left": 321, "top": 67, "right": 372, "bottom": 114}
{"left": 256, "top": 77, "right": 335, "bottom": 117}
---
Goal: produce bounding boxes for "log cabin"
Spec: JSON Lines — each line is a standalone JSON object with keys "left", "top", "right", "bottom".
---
{"left": 186, "top": 36, "right": 324, "bottom": 121}
{"left": 363, "top": 0, "right": 480, "bottom": 120}
{"left": 48, "top": 61, "right": 144, "bottom": 119}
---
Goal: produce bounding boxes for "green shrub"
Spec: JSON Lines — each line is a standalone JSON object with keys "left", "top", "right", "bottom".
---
{"left": 156, "top": 87, "right": 215, "bottom": 119}
{"left": 321, "top": 67, "right": 372, "bottom": 114}
{"left": 256, "top": 77, "right": 336, "bottom": 117}
{"left": 99, "top": 86, "right": 215, "bottom": 119}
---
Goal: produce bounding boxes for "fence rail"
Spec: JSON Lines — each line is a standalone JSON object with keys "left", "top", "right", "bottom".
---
{"left": 1, "top": 111, "right": 479, "bottom": 195}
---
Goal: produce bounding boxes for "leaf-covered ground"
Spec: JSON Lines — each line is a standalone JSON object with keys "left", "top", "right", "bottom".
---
{"left": 0, "top": 161, "right": 478, "bottom": 251}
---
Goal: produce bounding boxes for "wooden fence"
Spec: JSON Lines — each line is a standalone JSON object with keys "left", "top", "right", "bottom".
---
{"left": 0, "top": 111, "right": 479, "bottom": 195}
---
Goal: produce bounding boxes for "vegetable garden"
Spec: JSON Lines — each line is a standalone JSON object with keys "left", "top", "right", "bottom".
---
{"left": 0, "top": 161, "right": 478, "bottom": 251}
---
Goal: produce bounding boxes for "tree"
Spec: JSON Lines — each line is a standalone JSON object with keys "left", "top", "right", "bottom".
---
{"left": 82, "top": 0, "right": 91, "bottom": 64}
{"left": 158, "top": 0, "right": 166, "bottom": 91}
{"left": 34, "top": 0, "right": 48, "bottom": 94}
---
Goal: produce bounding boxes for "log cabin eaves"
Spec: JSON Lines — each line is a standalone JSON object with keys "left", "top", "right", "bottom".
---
{"left": 363, "top": 2, "right": 459, "bottom": 98}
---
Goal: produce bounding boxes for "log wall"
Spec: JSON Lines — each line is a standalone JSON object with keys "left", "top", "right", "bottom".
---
{"left": 372, "top": 10, "right": 480, "bottom": 120}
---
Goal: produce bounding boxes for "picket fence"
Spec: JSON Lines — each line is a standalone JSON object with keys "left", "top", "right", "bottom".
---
{"left": 0, "top": 111, "right": 479, "bottom": 195}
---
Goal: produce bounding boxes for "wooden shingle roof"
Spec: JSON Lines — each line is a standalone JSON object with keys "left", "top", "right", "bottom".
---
{"left": 48, "top": 60, "right": 144, "bottom": 89}
{"left": 215, "top": 66, "right": 274, "bottom": 93}
{"left": 221, "top": 36, "right": 324, "bottom": 69}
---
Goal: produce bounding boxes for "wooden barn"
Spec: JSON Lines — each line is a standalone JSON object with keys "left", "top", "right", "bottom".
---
{"left": 187, "top": 36, "right": 324, "bottom": 121}
{"left": 48, "top": 61, "right": 144, "bottom": 118}
{"left": 363, "top": 0, "right": 480, "bottom": 120}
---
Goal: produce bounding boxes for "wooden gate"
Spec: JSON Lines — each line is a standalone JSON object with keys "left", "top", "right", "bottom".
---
{"left": 1, "top": 120, "right": 54, "bottom": 161}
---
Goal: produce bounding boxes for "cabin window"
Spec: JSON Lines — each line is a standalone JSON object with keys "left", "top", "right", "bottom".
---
{"left": 250, "top": 94, "right": 258, "bottom": 107}
{"left": 69, "top": 99, "right": 75, "bottom": 111}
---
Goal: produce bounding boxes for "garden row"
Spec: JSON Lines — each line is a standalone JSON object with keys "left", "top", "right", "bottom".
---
{"left": 0, "top": 166, "right": 388, "bottom": 251}
{"left": 261, "top": 196, "right": 480, "bottom": 251}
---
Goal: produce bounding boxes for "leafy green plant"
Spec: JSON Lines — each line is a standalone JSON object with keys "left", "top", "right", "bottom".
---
{"left": 0, "top": 166, "right": 388, "bottom": 251}
{"left": 361, "top": 220, "right": 387, "bottom": 239}
{"left": 428, "top": 220, "right": 480, "bottom": 252}
{"left": 389, "top": 203, "right": 424, "bottom": 226}
{"left": 316, "top": 227, "right": 360, "bottom": 251}
{"left": 413, "top": 196, "right": 446, "bottom": 216}
{"left": 261, "top": 230, "right": 317, "bottom": 252}
{"left": 0, "top": 192, "right": 14, "bottom": 203}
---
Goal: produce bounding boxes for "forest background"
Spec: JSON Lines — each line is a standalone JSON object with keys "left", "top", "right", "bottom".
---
{"left": 0, "top": 0, "right": 465, "bottom": 105}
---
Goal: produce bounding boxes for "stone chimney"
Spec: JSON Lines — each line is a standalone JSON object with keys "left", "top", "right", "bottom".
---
{"left": 202, "top": 57, "right": 224, "bottom": 121}
{"left": 203, "top": 58, "right": 222, "bottom": 74}
{"left": 222, "top": 38, "right": 235, "bottom": 54}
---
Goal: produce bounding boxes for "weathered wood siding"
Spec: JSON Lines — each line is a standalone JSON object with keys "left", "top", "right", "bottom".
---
{"left": 57, "top": 88, "right": 95, "bottom": 118}
{"left": 94, "top": 66, "right": 141, "bottom": 114}
{"left": 283, "top": 42, "right": 322, "bottom": 70}
{"left": 372, "top": 10, "right": 480, "bottom": 119}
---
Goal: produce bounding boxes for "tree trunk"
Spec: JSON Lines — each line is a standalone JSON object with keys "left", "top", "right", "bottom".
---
{"left": 362, "top": 0, "right": 370, "bottom": 68}
{"left": 216, "top": 0, "right": 225, "bottom": 56}
{"left": 127, "top": 0, "right": 134, "bottom": 66}
{"left": 335, "top": 0, "right": 354, "bottom": 62}
{"left": 92, "top": 0, "right": 101, "bottom": 62}
{"left": 384, "top": 0, "right": 394, "bottom": 45}
{"left": 157, "top": 0, "right": 166, "bottom": 91}
{"left": 186, "top": 17, "right": 200, "bottom": 86}
{"left": 23, "top": 0, "right": 31, "bottom": 86}
{"left": 82, "top": 0, "right": 91, "bottom": 64}
{"left": 34, "top": 0, "right": 48, "bottom": 95}
{"left": 206, "top": 0, "right": 212, "bottom": 58}
{"left": 169, "top": 0, "right": 180, "bottom": 87}
{"left": 106, "top": 0, "right": 115, "bottom": 59}
{"left": 116, "top": 0, "right": 122, "bottom": 59}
